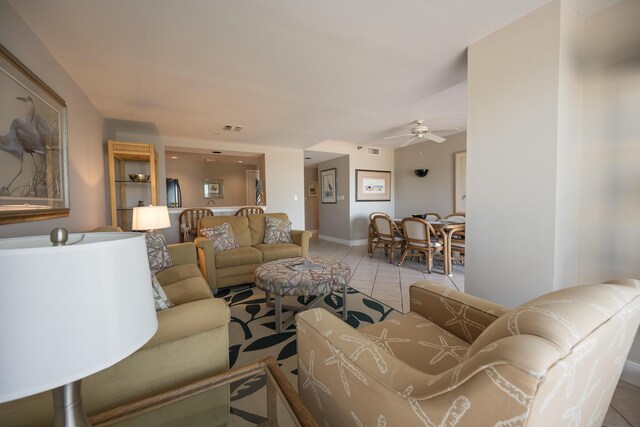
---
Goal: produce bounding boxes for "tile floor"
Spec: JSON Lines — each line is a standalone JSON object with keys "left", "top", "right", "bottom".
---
{"left": 307, "top": 237, "right": 640, "bottom": 427}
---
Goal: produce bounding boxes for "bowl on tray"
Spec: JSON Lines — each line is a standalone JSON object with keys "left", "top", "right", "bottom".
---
{"left": 128, "top": 174, "right": 150, "bottom": 182}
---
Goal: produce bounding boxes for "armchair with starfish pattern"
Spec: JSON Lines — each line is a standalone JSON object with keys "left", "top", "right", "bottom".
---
{"left": 296, "top": 279, "right": 640, "bottom": 426}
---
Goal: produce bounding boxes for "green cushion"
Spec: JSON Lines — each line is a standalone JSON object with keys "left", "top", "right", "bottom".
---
{"left": 253, "top": 243, "right": 301, "bottom": 262}
{"left": 215, "top": 246, "right": 262, "bottom": 268}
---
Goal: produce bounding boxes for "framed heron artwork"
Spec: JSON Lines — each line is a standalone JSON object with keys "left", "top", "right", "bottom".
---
{"left": 320, "top": 168, "right": 336, "bottom": 204}
{"left": 0, "top": 43, "right": 69, "bottom": 224}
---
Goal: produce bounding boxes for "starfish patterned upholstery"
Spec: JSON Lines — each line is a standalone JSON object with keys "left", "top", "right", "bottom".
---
{"left": 296, "top": 279, "right": 640, "bottom": 426}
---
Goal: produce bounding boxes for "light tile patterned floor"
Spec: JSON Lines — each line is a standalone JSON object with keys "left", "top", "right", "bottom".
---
{"left": 307, "top": 237, "right": 639, "bottom": 427}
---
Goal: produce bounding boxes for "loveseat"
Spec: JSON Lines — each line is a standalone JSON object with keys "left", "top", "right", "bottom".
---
{"left": 297, "top": 279, "right": 640, "bottom": 426}
{"left": 195, "top": 213, "right": 311, "bottom": 292}
{"left": 0, "top": 239, "right": 230, "bottom": 426}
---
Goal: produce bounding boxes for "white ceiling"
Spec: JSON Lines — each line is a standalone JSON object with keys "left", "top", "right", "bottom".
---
{"left": 12, "top": 0, "right": 560, "bottom": 149}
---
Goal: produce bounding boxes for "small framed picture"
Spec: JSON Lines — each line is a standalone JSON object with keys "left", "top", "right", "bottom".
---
{"left": 320, "top": 168, "right": 337, "bottom": 204}
{"left": 355, "top": 169, "right": 391, "bottom": 202}
{"left": 308, "top": 180, "right": 318, "bottom": 197}
{"left": 204, "top": 179, "right": 224, "bottom": 198}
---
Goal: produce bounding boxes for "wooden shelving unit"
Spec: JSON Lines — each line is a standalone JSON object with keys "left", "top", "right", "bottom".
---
{"left": 107, "top": 140, "right": 158, "bottom": 231}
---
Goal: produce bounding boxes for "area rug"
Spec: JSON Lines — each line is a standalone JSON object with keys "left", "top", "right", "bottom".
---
{"left": 214, "top": 285, "right": 401, "bottom": 424}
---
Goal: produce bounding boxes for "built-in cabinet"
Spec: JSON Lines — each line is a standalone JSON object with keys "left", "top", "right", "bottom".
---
{"left": 107, "top": 140, "right": 158, "bottom": 231}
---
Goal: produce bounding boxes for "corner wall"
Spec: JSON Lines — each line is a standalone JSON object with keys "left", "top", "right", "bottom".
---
{"left": 309, "top": 139, "right": 395, "bottom": 244}
{"left": 317, "top": 156, "right": 350, "bottom": 243}
{"left": 0, "top": 1, "right": 106, "bottom": 238}
{"left": 466, "top": 0, "right": 563, "bottom": 306}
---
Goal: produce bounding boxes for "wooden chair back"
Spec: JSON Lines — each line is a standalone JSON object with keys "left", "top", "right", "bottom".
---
{"left": 235, "top": 206, "right": 264, "bottom": 216}
{"left": 373, "top": 215, "right": 397, "bottom": 241}
{"left": 444, "top": 213, "right": 465, "bottom": 223}
{"left": 179, "top": 208, "right": 214, "bottom": 243}
{"left": 425, "top": 212, "right": 441, "bottom": 222}
{"left": 401, "top": 217, "right": 437, "bottom": 247}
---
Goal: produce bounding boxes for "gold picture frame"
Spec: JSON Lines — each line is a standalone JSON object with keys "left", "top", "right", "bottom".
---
{"left": 355, "top": 169, "right": 391, "bottom": 202}
{"left": 0, "top": 43, "right": 69, "bottom": 224}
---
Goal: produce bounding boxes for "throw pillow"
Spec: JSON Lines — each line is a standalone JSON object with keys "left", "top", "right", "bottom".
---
{"left": 145, "top": 232, "right": 173, "bottom": 274}
{"left": 151, "top": 273, "right": 173, "bottom": 311}
{"left": 264, "top": 216, "right": 293, "bottom": 244}
{"left": 200, "top": 222, "right": 240, "bottom": 251}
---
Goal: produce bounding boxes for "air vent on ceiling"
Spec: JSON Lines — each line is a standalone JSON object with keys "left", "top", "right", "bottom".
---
{"left": 366, "top": 147, "right": 380, "bottom": 156}
{"left": 223, "top": 124, "right": 243, "bottom": 132}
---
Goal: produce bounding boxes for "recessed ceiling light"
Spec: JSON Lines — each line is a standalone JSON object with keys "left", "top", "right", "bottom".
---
{"left": 170, "top": 156, "right": 178, "bottom": 159}
{"left": 212, "top": 151, "right": 222, "bottom": 154}
{"left": 237, "top": 160, "right": 243, "bottom": 163}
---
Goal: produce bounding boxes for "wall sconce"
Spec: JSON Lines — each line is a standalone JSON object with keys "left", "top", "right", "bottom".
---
{"left": 414, "top": 169, "right": 429, "bottom": 177}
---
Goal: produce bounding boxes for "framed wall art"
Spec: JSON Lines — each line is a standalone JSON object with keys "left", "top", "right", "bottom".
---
{"left": 307, "top": 180, "right": 317, "bottom": 197}
{"left": 0, "top": 43, "right": 69, "bottom": 224}
{"left": 356, "top": 169, "right": 391, "bottom": 202}
{"left": 320, "top": 168, "right": 336, "bottom": 204}
{"left": 204, "top": 179, "right": 224, "bottom": 199}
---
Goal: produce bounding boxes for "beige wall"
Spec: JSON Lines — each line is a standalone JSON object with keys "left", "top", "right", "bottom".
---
{"left": 394, "top": 132, "right": 467, "bottom": 218}
{"left": 304, "top": 167, "right": 319, "bottom": 231}
{"left": 166, "top": 158, "right": 254, "bottom": 207}
{"left": 466, "top": 0, "right": 562, "bottom": 306}
{"left": 578, "top": 0, "right": 640, "bottom": 376}
{"left": 468, "top": 0, "right": 640, "bottom": 380}
{"left": 317, "top": 156, "right": 350, "bottom": 241}
{"left": 0, "top": 1, "right": 105, "bottom": 238}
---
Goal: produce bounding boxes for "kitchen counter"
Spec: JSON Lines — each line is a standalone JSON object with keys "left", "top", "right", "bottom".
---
{"left": 165, "top": 206, "right": 267, "bottom": 244}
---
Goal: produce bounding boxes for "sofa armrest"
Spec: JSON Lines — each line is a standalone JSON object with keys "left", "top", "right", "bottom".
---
{"left": 409, "top": 281, "right": 511, "bottom": 344}
{"left": 143, "top": 298, "right": 229, "bottom": 350}
{"left": 291, "top": 230, "right": 311, "bottom": 257}
{"left": 195, "top": 237, "right": 217, "bottom": 290}
{"left": 167, "top": 242, "right": 198, "bottom": 266}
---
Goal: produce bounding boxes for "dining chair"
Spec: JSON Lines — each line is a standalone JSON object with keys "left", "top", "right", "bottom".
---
{"left": 444, "top": 213, "right": 465, "bottom": 223}
{"left": 371, "top": 214, "right": 405, "bottom": 263}
{"left": 398, "top": 217, "right": 443, "bottom": 272}
{"left": 424, "top": 212, "right": 441, "bottom": 222}
{"left": 444, "top": 213, "right": 465, "bottom": 265}
{"left": 179, "top": 208, "right": 214, "bottom": 243}
{"left": 234, "top": 206, "right": 265, "bottom": 216}
{"left": 367, "top": 212, "right": 387, "bottom": 256}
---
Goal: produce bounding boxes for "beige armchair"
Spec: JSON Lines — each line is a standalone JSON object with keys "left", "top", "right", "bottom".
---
{"left": 296, "top": 280, "right": 640, "bottom": 426}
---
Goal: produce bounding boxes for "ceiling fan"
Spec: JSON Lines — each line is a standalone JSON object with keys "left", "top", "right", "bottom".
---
{"left": 383, "top": 120, "right": 460, "bottom": 147}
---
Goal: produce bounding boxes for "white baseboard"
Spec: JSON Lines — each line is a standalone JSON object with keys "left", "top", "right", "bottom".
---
{"left": 622, "top": 359, "right": 640, "bottom": 387}
{"left": 318, "top": 235, "right": 368, "bottom": 247}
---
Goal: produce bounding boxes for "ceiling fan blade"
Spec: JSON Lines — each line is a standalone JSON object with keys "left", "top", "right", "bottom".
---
{"left": 431, "top": 128, "right": 461, "bottom": 134}
{"left": 383, "top": 133, "right": 414, "bottom": 140}
{"left": 424, "top": 133, "right": 446, "bottom": 143}
{"left": 400, "top": 137, "right": 417, "bottom": 147}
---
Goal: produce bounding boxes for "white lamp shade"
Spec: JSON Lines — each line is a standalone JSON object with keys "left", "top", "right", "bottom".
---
{"left": 132, "top": 205, "right": 171, "bottom": 231}
{"left": 0, "top": 232, "right": 158, "bottom": 403}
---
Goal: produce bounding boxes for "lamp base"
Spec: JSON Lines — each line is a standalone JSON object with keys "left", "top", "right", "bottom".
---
{"left": 52, "top": 380, "right": 92, "bottom": 427}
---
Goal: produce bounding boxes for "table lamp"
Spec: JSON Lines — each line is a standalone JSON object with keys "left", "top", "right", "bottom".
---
{"left": 132, "top": 205, "right": 170, "bottom": 232}
{"left": 0, "top": 229, "right": 158, "bottom": 426}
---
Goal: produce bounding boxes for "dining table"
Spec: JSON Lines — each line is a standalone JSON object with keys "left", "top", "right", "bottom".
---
{"left": 394, "top": 218, "right": 465, "bottom": 276}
